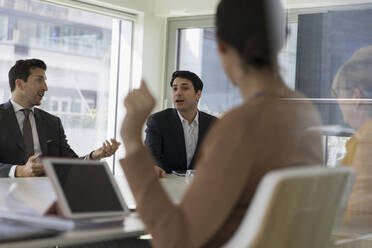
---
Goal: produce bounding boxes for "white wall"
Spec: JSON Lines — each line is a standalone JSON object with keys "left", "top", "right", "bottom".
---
{"left": 155, "top": 0, "right": 218, "bottom": 17}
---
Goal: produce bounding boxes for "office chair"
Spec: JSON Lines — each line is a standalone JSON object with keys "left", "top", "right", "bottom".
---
{"left": 222, "top": 166, "right": 354, "bottom": 248}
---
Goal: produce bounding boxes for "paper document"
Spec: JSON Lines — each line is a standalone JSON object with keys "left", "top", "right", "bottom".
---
{"left": 0, "top": 183, "right": 124, "bottom": 231}
{"left": 0, "top": 211, "right": 125, "bottom": 231}
{"left": 2, "top": 182, "right": 53, "bottom": 215}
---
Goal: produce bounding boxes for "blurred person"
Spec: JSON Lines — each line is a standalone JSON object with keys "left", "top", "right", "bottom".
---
{"left": 0, "top": 59, "right": 120, "bottom": 178}
{"left": 145, "top": 70, "right": 217, "bottom": 177}
{"left": 120, "top": 0, "right": 323, "bottom": 247}
{"left": 332, "top": 46, "right": 372, "bottom": 237}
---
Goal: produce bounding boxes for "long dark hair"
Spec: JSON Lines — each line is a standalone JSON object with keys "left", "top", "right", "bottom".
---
{"left": 216, "top": 0, "right": 285, "bottom": 69}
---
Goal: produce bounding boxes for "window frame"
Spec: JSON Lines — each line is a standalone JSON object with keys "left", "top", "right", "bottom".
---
{"left": 164, "top": 15, "right": 214, "bottom": 109}
{"left": 39, "top": 0, "right": 137, "bottom": 21}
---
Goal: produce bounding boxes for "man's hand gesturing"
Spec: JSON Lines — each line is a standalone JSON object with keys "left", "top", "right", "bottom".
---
{"left": 15, "top": 153, "right": 44, "bottom": 177}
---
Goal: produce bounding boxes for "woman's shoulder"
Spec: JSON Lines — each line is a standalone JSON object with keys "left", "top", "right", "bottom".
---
{"left": 219, "top": 96, "right": 268, "bottom": 119}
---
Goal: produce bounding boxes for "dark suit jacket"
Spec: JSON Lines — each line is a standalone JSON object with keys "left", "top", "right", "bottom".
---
{"left": 144, "top": 108, "right": 217, "bottom": 173}
{"left": 0, "top": 101, "right": 78, "bottom": 177}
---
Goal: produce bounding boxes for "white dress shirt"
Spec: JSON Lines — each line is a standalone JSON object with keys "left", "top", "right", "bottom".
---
{"left": 9, "top": 100, "right": 42, "bottom": 177}
{"left": 177, "top": 111, "right": 199, "bottom": 168}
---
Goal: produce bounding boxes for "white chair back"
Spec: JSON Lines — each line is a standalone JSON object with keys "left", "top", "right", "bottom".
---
{"left": 222, "top": 166, "right": 354, "bottom": 248}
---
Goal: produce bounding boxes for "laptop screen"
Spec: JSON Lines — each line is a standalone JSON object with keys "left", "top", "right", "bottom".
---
{"left": 51, "top": 162, "right": 124, "bottom": 213}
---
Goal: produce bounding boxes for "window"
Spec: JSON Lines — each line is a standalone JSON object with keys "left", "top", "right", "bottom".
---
{"left": 177, "top": 27, "right": 241, "bottom": 115}
{"left": 71, "top": 100, "right": 82, "bottom": 113}
{"left": 0, "top": 0, "right": 133, "bottom": 171}
{"left": 166, "top": 17, "right": 298, "bottom": 116}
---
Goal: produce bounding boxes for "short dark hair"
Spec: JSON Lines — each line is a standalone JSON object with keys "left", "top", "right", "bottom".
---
{"left": 170, "top": 70, "right": 203, "bottom": 92}
{"left": 9, "top": 59, "right": 47, "bottom": 92}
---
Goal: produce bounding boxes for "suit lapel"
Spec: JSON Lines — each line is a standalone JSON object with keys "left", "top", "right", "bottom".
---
{"left": 34, "top": 109, "right": 47, "bottom": 155}
{"left": 188, "top": 111, "right": 205, "bottom": 167}
{"left": 196, "top": 112, "right": 206, "bottom": 150}
{"left": 4, "top": 101, "right": 25, "bottom": 152}
{"left": 171, "top": 109, "right": 187, "bottom": 167}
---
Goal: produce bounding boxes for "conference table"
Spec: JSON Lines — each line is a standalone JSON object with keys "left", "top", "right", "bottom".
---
{"left": 0, "top": 174, "right": 189, "bottom": 248}
{"left": 332, "top": 235, "right": 372, "bottom": 248}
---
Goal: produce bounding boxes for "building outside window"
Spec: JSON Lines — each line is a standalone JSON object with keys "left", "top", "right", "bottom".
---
{"left": 0, "top": 0, "right": 133, "bottom": 170}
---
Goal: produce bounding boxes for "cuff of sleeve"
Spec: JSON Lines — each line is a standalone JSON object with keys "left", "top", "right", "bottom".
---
{"left": 9, "top": 165, "right": 17, "bottom": 178}
{"left": 89, "top": 151, "right": 94, "bottom": 160}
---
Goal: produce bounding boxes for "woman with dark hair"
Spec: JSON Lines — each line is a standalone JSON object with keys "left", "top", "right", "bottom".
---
{"left": 120, "top": 0, "right": 323, "bottom": 247}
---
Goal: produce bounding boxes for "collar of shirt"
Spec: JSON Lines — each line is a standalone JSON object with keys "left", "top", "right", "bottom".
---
{"left": 177, "top": 110, "right": 199, "bottom": 127}
{"left": 10, "top": 99, "right": 35, "bottom": 113}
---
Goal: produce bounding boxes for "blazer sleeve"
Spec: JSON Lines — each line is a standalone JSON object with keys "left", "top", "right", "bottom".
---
{"left": 0, "top": 164, "right": 13, "bottom": 177}
{"left": 144, "top": 115, "right": 164, "bottom": 168}
{"left": 56, "top": 117, "right": 79, "bottom": 158}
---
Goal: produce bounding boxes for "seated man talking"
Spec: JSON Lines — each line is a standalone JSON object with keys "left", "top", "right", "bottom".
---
{"left": 0, "top": 59, "right": 120, "bottom": 177}
{"left": 145, "top": 71, "right": 217, "bottom": 177}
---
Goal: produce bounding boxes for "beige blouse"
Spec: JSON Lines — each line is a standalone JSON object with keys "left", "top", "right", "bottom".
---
{"left": 121, "top": 88, "right": 323, "bottom": 248}
{"left": 340, "top": 119, "right": 372, "bottom": 237}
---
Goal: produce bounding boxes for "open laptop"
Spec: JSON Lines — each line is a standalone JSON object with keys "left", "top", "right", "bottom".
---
{"left": 43, "top": 158, "right": 129, "bottom": 220}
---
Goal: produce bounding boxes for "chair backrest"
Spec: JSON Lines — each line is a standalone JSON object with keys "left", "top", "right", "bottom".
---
{"left": 222, "top": 166, "right": 354, "bottom": 248}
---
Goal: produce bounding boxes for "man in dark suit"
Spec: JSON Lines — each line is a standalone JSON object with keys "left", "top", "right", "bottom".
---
{"left": 0, "top": 59, "right": 120, "bottom": 177}
{"left": 145, "top": 70, "right": 217, "bottom": 177}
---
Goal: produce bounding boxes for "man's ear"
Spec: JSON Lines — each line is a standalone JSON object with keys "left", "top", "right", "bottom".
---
{"left": 196, "top": 90, "right": 202, "bottom": 102}
{"left": 217, "top": 38, "right": 229, "bottom": 54}
{"left": 15, "top": 79, "right": 24, "bottom": 91}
